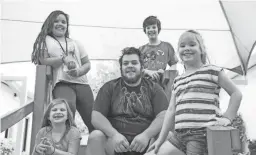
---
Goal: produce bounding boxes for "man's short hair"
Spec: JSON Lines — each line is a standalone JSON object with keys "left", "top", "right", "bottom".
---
{"left": 119, "top": 47, "right": 144, "bottom": 68}
{"left": 143, "top": 16, "right": 161, "bottom": 34}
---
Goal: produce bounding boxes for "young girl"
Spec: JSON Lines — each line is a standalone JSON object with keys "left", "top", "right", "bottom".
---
{"left": 139, "top": 16, "right": 178, "bottom": 102}
{"left": 31, "top": 10, "right": 94, "bottom": 132}
{"left": 32, "top": 98, "right": 81, "bottom": 155}
{"left": 145, "top": 30, "right": 243, "bottom": 155}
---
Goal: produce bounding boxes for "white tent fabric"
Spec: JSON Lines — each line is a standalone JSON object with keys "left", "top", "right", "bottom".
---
{"left": 2, "top": 0, "right": 255, "bottom": 75}
{"left": 220, "top": 1, "right": 256, "bottom": 75}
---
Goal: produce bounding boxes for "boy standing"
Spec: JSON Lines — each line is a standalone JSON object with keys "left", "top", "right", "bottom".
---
{"left": 140, "top": 16, "right": 178, "bottom": 102}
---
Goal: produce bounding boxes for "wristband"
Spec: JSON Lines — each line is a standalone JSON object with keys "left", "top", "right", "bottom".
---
{"left": 223, "top": 116, "right": 232, "bottom": 123}
{"left": 50, "top": 146, "right": 55, "bottom": 155}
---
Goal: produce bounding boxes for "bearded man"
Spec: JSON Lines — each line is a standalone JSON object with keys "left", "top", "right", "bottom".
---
{"left": 86, "top": 47, "right": 169, "bottom": 155}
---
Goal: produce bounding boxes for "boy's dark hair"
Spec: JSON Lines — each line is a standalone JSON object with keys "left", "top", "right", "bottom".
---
{"left": 119, "top": 47, "right": 144, "bottom": 68}
{"left": 143, "top": 16, "right": 161, "bottom": 33}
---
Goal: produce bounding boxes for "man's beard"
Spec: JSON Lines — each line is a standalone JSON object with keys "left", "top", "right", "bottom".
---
{"left": 121, "top": 70, "right": 142, "bottom": 84}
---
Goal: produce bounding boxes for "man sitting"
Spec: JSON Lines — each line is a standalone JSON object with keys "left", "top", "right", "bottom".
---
{"left": 86, "top": 47, "right": 169, "bottom": 155}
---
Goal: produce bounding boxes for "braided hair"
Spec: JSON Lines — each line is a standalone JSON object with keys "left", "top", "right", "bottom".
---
{"left": 31, "top": 10, "right": 70, "bottom": 64}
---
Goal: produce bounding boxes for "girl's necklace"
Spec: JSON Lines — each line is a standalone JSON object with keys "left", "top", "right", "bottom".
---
{"left": 52, "top": 36, "right": 68, "bottom": 56}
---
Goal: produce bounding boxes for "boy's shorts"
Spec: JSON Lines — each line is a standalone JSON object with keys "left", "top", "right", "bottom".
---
{"left": 168, "top": 128, "right": 208, "bottom": 155}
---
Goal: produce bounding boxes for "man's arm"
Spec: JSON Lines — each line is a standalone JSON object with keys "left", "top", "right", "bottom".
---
{"left": 91, "top": 111, "right": 119, "bottom": 137}
{"left": 141, "top": 110, "right": 166, "bottom": 138}
{"left": 130, "top": 83, "right": 169, "bottom": 152}
{"left": 92, "top": 82, "right": 130, "bottom": 152}
{"left": 143, "top": 83, "right": 169, "bottom": 138}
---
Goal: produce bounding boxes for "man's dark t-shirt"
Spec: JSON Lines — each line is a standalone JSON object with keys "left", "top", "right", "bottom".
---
{"left": 93, "top": 77, "right": 169, "bottom": 136}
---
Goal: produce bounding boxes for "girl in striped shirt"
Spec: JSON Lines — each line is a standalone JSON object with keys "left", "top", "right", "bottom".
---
{"left": 146, "top": 30, "right": 242, "bottom": 155}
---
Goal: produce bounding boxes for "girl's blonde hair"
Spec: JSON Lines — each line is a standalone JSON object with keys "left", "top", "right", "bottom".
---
{"left": 178, "top": 30, "right": 209, "bottom": 64}
{"left": 41, "top": 98, "right": 75, "bottom": 129}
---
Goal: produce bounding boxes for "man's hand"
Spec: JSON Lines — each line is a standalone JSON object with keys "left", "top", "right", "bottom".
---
{"left": 66, "top": 68, "right": 80, "bottom": 77}
{"left": 130, "top": 133, "right": 150, "bottom": 153}
{"left": 110, "top": 133, "right": 130, "bottom": 153}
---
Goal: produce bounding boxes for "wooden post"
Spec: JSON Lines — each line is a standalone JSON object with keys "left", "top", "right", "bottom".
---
{"left": 207, "top": 126, "right": 241, "bottom": 155}
{"left": 30, "top": 65, "right": 50, "bottom": 154}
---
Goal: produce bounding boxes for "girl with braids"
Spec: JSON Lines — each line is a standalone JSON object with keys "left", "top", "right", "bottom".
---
{"left": 145, "top": 30, "right": 242, "bottom": 155}
{"left": 32, "top": 10, "right": 94, "bottom": 133}
{"left": 32, "top": 98, "right": 81, "bottom": 155}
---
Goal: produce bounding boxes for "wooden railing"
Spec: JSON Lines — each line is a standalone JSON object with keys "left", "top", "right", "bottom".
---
{"left": 1, "top": 102, "right": 34, "bottom": 133}
{"left": 30, "top": 65, "right": 52, "bottom": 154}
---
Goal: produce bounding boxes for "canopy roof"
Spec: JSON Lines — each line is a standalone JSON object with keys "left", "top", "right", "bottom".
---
{"left": 1, "top": 0, "right": 256, "bottom": 75}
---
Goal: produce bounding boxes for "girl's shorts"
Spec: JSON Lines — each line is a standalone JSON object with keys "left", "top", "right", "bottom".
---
{"left": 168, "top": 128, "right": 208, "bottom": 155}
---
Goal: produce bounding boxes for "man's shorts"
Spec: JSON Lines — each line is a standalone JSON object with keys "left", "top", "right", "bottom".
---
{"left": 168, "top": 128, "right": 208, "bottom": 155}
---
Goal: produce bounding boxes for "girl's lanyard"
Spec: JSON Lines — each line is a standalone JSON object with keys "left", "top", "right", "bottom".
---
{"left": 52, "top": 36, "right": 68, "bottom": 56}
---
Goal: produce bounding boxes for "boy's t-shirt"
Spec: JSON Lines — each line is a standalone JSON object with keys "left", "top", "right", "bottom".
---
{"left": 139, "top": 41, "right": 178, "bottom": 71}
{"left": 93, "top": 77, "right": 169, "bottom": 136}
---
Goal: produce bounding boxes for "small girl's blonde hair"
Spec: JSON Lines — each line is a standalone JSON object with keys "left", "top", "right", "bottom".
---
{"left": 178, "top": 30, "right": 209, "bottom": 64}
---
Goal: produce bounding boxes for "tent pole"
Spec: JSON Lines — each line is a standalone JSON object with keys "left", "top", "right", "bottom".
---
{"left": 219, "top": 0, "right": 246, "bottom": 75}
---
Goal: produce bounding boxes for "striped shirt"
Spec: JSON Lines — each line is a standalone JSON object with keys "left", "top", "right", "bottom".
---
{"left": 173, "top": 65, "right": 223, "bottom": 129}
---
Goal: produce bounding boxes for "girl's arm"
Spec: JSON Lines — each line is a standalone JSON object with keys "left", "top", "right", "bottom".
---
{"left": 156, "top": 92, "right": 176, "bottom": 144}
{"left": 39, "top": 50, "right": 73, "bottom": 68}
{"left": 218, "top": 70, "right": 243, "bottom": 121}
{"left": 76, "top": 41, "right": 91, "bottom": 76}
{"left": 77, "top": 56, "right": 91, "bottom": 76}
{"left": 39, "top": 37, "right": 72, "bottom": 68}
{"left": 32, "top": 128, "right": 47, "bottom": 155}
{"left": 39, "top": 52, "right": 64, "bottom": 68}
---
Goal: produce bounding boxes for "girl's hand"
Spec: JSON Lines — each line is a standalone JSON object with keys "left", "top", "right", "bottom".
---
{"left": 44, "top": 140, "right": 55, "bottom": 155}
{"left": 145, "top": 70, "right": 160, "bottom": 81}
{"left": 146, "top": 139, "right": 162, "bottom": 154}
{"left": 35, "top": 139, "right": 48, "bottom": 154}
{"left": 157, "top": 69, "right": 164, "bottom": 75}
{"left": 214, "top": 117, "right": 232, "bottom": 126}
{"left": 66, "top": 68, "right": 80, "bottom": 77}
{"left": 63, "top": 55, "right": 73, "bottom": 65}
{"left": 67, "top": 61, "right": 77, "bottom": 70}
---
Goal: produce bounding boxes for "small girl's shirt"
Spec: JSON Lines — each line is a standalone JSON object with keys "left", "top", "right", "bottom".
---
{"left": 139, "top": 41, "right": 178, "bottom": 71}
{"left": 172, "top": 65, "right": 223, "bottom": 130}
{"left": 34, "top": 126, "right": 81, "bottom": 153}
{"left": 45, "top": 35, "right": 89, "bottom": 87}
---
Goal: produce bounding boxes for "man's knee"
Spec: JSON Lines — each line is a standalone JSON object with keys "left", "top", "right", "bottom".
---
{"left": 88, "top": 130, "right": 107, "bottom": 143}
